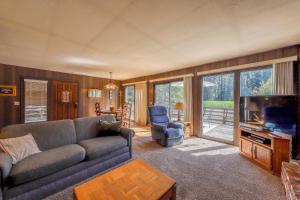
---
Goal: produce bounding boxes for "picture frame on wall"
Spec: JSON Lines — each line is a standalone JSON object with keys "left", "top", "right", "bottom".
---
{"left": 0, "top": 85, "right": 17, "bottom": 96}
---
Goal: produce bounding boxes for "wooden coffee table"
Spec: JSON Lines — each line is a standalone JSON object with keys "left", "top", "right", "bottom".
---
{"left": 74, "top": 159, "right": 176, "bottom": 200}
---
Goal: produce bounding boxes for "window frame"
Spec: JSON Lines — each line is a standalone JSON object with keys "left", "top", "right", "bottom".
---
{"left": 239, "top": 65, "right": 273, "bottom": 97}
{"left": 21, "top": 77, "right": 50, "bottom": 123}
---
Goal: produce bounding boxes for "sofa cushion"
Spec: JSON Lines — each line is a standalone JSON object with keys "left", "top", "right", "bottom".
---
{"left": 98, "top": 120, "right": 121, "bottom": 137}
{"left": 9, "top": 144, "right": 85, "bottom": 185}
{"left": 74, "top": 116, "right": 116, "bottom": 142}
{"left": 79, "top": 136, "right": 127, "bottom": 160}
{"left": 0, "top": 120, "right": 76, "bottom": 151}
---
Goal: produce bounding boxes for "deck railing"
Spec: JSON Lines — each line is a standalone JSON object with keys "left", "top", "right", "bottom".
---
{"left": 203, "top": 107, "right": 234, "bottom": 126}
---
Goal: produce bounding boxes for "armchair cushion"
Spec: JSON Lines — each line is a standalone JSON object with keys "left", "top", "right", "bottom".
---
{"left": 0, "top": 152, "right": 12, "bottom": 179}
{"left": 166, "top": 128, "right": 183, "bottom": 139}
{"left": 148, "top": 106, "right": 169, "bottom": 125}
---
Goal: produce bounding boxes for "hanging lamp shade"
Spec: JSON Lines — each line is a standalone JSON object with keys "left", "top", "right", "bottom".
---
{"left": 104, "top": 72, "right": 118, "bottom": 90}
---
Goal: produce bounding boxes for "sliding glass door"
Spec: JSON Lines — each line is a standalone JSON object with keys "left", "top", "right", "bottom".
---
{"left": 124, "top": 85, "right": 135, "bottom": 121}
{"left": 154, "top": 81, "right": 184, "bottom": 121}
{"left": 202, "top": 73, "right": 234, "bottom": 143}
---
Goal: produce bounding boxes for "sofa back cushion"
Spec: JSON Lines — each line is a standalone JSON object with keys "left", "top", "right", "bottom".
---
{"left": 0, "top": 120, "right": 76, "bottom": 151}
{"left": 74, "top": 115, "right": 116, "bottom": 141}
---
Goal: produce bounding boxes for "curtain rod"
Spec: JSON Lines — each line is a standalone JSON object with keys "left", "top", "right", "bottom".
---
{"left": 122, "top": 81, "right": 147, "bottom": 86}
{"left": 149, "top": 73, "right": 194, "bottom": 83}
{"left": 197, "top": 55, "right": 297, "bottom": 76}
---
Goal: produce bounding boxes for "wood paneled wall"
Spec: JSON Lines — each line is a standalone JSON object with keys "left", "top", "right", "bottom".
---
{"left": 0, "top": 64, "right": 120, "bottom": 130}
{"left": 121, "top": 45, "right": 300, "bottom": 146}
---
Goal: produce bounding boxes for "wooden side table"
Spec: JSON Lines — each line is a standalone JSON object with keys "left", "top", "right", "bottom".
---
{"left": 184, "top": 122, "right": 192, "bottom": 138}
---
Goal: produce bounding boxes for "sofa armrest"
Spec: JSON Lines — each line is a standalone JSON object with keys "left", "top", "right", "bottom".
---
{"left": 168, "top": 122, "right": 184, "bottom": 129}
{"left": 0, "top": 152, "right": 12, "bottom": 179}
{"left": 120, "top": 127, "right": 135, "bottom": 141}
{"left": 120, "top": 127, "right": 134, "bottom": 158}
{"left": 0, "top": 152, "right": 12, "bottom": 189}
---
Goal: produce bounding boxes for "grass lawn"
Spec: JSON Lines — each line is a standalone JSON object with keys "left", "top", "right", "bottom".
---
{"left": 203, "top": 101, "right": 234, "bottom": 109}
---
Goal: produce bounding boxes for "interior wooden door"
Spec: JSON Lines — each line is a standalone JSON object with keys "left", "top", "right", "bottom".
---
{"left": 240, "top": 138, "right": 253, "bottom": 159}
{"left": 253, "top": 144, "right": 272, "bottom": 170}
{"left": 53, "top": 81, "right": 78, "bottom": 120}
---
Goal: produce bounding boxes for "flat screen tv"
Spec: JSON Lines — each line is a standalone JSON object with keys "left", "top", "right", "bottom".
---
{"left": 239, "top": 95, "right": 297, "bottom": 135}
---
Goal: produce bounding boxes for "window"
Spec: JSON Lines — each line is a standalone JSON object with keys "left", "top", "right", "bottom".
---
{"left": 24, "top": 79, "right": 48, "bottom": 123}
{"left": 125, "top": 85, "right": 135, "bottom": 121}
{"left": 154, "top": 81, "right": 184, "bottom": 121}
{"left": 240, "top": 67, "right": 273, "bottom": 96}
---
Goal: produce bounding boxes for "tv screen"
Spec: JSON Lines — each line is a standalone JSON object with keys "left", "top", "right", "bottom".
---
{"left": 239, "top": 96, "right": 297, "bottom": 135}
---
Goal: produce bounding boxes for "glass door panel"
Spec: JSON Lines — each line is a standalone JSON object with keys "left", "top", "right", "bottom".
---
{"left": 125, "top": 85, "right": 135, "bottom": 121}
{"left": 154, "top": 83, "right": 170, "bottom": 117}
{"left": 170, "top": 81, "right": 184, "bottom": 121}
{"left": 202, "top": 73, "right": 234, "bottom": 142}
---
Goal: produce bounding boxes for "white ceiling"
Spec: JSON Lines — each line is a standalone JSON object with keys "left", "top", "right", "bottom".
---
{"left": 0, "top": 0, "right": 300, "bottom": 80}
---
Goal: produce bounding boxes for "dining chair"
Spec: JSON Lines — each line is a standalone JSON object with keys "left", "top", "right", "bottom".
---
{"left": 121, "top": 103, "right": 132, "bottom": 128}
{"left": 95, "top": 102, "right": 101, "bottom": 116}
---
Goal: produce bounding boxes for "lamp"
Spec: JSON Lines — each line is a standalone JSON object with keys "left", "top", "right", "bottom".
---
{"left": 175, "top": 102, "right": 184, "bottom": 122}
{"left": 104, "top": 72, "right": 118, "bottom": 90}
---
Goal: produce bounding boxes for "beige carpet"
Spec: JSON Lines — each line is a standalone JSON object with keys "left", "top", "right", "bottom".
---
{"left": 47, "top": 128, "right": 285, "bottom": 200}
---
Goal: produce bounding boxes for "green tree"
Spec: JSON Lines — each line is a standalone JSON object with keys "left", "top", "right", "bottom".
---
{"left": 252, "top": 78, "right": 272, "bottom": 96}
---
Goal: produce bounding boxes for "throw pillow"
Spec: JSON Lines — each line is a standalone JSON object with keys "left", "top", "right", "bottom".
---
{"left": 0, "top": 134, "right": 41, "bottom": 164}
{"left": 98, "top": 120, "right": 121, "bottom": 137}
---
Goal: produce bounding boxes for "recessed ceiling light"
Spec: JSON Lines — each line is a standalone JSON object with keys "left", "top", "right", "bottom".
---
{"left": 65, "top": 57, "right": 105, "bottom": 65}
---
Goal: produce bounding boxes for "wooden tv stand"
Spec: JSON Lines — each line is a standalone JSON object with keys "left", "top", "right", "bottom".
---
{"left": 239, "top": 127, "right": 291, "bottom": 175}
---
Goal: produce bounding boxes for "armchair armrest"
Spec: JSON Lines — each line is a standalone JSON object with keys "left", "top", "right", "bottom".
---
{"left": 168, "top": 122, "right": 184, "bottom": 129}
{"left": 151, "top": 123, "right": 167, "bottom": 132}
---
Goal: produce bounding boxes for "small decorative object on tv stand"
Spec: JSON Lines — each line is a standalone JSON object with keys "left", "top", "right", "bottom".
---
{"left": 239, "top": 127, "right": 291, "bottom": 175}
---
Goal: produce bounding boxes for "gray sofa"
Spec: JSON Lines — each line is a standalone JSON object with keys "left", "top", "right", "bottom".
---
{"left": 0, "top": 115, "right": 134, "bottom": 200}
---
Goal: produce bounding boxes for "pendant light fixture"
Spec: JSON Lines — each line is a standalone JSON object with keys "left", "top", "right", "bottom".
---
{"left": 104, "top": 72, "right": 118, "bottom": 90}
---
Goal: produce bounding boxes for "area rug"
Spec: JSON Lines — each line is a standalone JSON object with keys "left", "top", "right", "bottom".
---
{"left": 46, "top": 134, "right": 285, "bottom": 200}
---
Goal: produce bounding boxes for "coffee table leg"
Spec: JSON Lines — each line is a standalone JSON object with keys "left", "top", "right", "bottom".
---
{"left": 170, "top": 184, "right": 176, "bottom": 200}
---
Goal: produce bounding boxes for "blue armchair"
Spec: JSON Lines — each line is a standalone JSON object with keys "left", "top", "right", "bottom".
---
{"left": 148, "top": 106, "right": 184, "bottom": 147}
